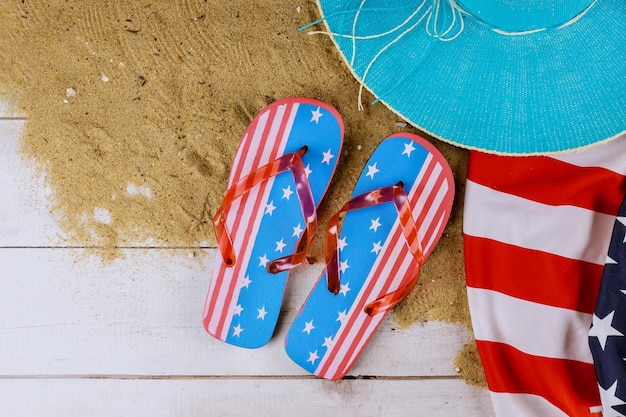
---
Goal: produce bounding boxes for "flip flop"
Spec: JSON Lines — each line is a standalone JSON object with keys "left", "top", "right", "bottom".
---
{"left": 203, "top": 97, "right": 344, "bottom": 349}
{"left": 284, "top": 133, "right": 455, "bottom": 379}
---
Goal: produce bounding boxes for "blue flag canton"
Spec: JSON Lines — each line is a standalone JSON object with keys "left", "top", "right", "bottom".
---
{"left": 590, "top": 198, "right": 626, "bottom": 415}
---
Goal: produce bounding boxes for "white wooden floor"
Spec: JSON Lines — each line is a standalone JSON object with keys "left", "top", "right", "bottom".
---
{"left": 0, "top": 109, "right": 495, "bottom": 416}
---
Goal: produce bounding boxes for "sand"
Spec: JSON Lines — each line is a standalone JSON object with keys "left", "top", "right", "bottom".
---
{"left": 0, "top": 0, "right": 484, "bottom": 386}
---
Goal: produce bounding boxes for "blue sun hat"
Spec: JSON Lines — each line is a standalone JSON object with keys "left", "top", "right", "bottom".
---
{"left": 304, "top": 0, "right": 626, "bottom": 154}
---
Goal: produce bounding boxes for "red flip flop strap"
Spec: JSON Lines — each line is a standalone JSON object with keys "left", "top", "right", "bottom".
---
{"left": 325, "top": 184, "right": 424, "bottom": 316}
{"left": 212, "top": 147, "right": 316, "bottom": 272}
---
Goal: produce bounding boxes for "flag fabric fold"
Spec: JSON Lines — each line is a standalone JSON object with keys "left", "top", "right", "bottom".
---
{"left": 463, "top": 136, "right": 626, "bottom": 416}
{"left": 590, "top": 193, "right": 626, "bottom": 417}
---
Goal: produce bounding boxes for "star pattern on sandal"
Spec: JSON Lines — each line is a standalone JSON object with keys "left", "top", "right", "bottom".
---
{"left": 257, "top": 306, "right": 268, "bottom": 320}
{"left": 282, "top": 185, "right": 294, "bottom": 200}
{"left": 322, "top": 336, "right": 334, "bottom": 349}
{"left": 369, "top": 217, "right": 382, "bottom": 232}
{"left": 292, "top": 223, "right": 304, "bottom": 238}
{"left": 303, "top": 320, "right": 315, "bottom": 335}
{"left": 310, "top": 107, "right": 323, "bottom": 124}
{"left": 366, "top": 162, "right": 380, "bottom": 179}
{"left": 233, "top": 304, "right": 244, "bottom": 316}
{"left": 402, "top": 141, "right": 416, "bottom": 157}
{"left": 275, "top": 238, "right": 286, "bottom": 253}
{"left": 239, "top": 275, "right": 252, "bottom": 289}
{"left": 339, "top": 282, "right": 350, "bottom": 296}
{"left": 371, "top": 240, "right": 383, "bottom": 255}
{"left": 284, "top": 138, "right": 443, "bottom": 376}
{"left": 336, "top": 309, "right": 348, "bottom": 324}
{"left": 264, "top": 201, "right": 277, "bottom": 216}
{"left": 307, "top": 350, "right": 320, "bottom": 364}
{"left": 322, "top": 149, "right": 334, "bottom": 165}
{"left": 217, "top": 102, "right": 343, "bottom": 348}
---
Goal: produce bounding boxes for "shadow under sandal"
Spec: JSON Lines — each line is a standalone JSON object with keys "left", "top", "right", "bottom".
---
{"left": 284, "top": 132, "right": 454, "bottom": 379}
{"left": 203, "top": 97, "right": 344, "bottom": 349}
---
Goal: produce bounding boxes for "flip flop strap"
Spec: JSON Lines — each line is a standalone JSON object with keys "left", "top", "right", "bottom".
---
{"left": 213, "top": 146, "right": 316, "bottom": 273}
{"left": 325, "top": 184, "right": 425, "bottom": 316}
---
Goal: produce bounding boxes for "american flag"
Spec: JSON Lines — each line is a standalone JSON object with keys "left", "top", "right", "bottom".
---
{"left": 203, "top": 98, "right": 343, "bottom": 349}
{"left": 464, "top": 136, "right": 626, "bottom": 416}
{"left": 285, "top": 133, "right": 454, "bottom": 380}
{"left": 590, "top": 193, "right": 626, "bottom": 417}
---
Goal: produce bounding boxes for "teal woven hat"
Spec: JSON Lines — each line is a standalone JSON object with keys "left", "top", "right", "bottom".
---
{"left": 307, "top": 0, "right": 626, "bottom": 154}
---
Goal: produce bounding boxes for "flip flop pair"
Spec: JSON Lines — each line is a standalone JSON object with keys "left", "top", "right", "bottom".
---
{"left": 203, "top": 97, "right": 455, "bottom": 380}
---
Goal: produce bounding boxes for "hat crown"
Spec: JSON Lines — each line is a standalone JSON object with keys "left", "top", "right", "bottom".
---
{"left": 457, "top": 0, "right": 595, "bottom": 32}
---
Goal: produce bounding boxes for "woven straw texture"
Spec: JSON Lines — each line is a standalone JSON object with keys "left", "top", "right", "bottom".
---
{"left": 315, "top": 0, "right": 626, "bottom": 154}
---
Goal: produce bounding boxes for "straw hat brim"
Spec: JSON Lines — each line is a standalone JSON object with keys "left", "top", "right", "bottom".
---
{"left": 317, "top": 0, "right": 626, "bottom": 155}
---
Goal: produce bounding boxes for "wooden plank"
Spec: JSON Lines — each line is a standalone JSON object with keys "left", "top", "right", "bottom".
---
{"left": 0, "top": 119, "right": 65, "bottom": 246}
{"left": 0, "top": 100, "right": 23, "bottom": 118}
{"left": 0, "top": 248, "right": 474, "bottom": 378}
{"left": 0, "top": 378, "right": 495, "bottom": 417}
{"left": 0, "top": 101, "right": 10, "bottom": 117}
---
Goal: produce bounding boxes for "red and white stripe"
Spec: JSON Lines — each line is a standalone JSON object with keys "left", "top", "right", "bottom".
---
{"left": 315, "top": 148, "right": 454, "bottom": 379}
{"left": 463, "top": 136, "right": 626, "bottom": 417}
{"left": 203, "top": 102, "right": 299, "bottom": 341}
